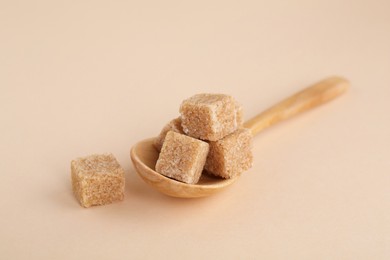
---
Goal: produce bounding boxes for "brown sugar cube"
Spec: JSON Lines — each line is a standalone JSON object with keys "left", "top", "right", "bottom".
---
{"left": 71, "top": 153, "right": 125, "bottom": 208}
{"left": 155, "top": 131, "right": 209, "bottom": 184}
{"left": 205, "top": 128, "right": 253, "bottom": 179}
{"left": 235, "top": 101, "right": 244, "bottom": 127}
{"left": 154, "top": 117, "right": 184, "bottom": 152}
{"left": 180, "top": 94, "right": 240, "bottom": 141}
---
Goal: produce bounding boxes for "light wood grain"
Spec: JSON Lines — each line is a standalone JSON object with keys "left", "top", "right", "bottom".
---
{"left": 244, "top": 76, "right": 350, "bottom": 136}
{"left": 130, "top": 76, "right": 350, "bottom": 198}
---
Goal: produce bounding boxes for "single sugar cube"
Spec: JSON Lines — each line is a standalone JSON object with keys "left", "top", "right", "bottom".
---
{"left": 155, "top": 131, "right": 209, "bottom": 184}
{"left": 205, "top": 128, "right": 253, "bottom": 179}
{"left": 154, "top": 117, "right": 184, "bottom": 152}
{"left": 71, "top": 153, "right": 125, "bottom": 208}
{"left": 180, "top": 94, "right": 240, "bottom": 141}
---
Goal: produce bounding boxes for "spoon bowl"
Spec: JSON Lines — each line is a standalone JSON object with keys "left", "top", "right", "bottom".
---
{"left": 130, "top": 77, "right": 349, "bottom": 198}
{"left": 130, "top": 138, "right": 239, "bottom": 198}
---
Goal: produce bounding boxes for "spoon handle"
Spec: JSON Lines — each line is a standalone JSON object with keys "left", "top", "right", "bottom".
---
{"left": 243, "top": 76, "right": 350, "bottom": 136}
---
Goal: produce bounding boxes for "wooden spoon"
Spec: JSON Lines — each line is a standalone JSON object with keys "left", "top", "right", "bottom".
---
{"left": 130, "top": 76, "right": 349, "bottom": 198}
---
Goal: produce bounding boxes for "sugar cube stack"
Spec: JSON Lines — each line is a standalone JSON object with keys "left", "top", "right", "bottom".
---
{"left": 155, "top": 93, "right": 253, "bottom": 184}
{"left": 70, "top": 93, "right": 250, "bottom": 207}
{"left": 71, "top": 153, "right": 125, "bottom": 207}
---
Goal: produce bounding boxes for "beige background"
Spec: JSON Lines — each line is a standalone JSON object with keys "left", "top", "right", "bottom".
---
{"left": 1, "top": 0, "right": 389, "bottom": 259}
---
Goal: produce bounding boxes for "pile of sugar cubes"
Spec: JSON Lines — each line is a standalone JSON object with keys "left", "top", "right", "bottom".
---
{"left": 154, "top": 93, "right": 253, "bottom": 184}
{"left": 70, "top": 93, "right": 253, "bottom": 208}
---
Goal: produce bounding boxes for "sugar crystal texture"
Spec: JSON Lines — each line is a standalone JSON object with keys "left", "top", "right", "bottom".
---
{"left": 155, "top": 131, "right": 209, "bottom": 184}
{"left": 205, "top": 128, "right": 253, "bottom": 179}
{"left": 154, "top": 117, "right": 184, "bottom": 152}
{"left": 180, "top": 94, "right": 240, "bottom": 141}
{"left": 235, "top": 101, "right": 244, "bottom": 127}
{"left": 71, "top": 153, "right": 125, "bottom": 208}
